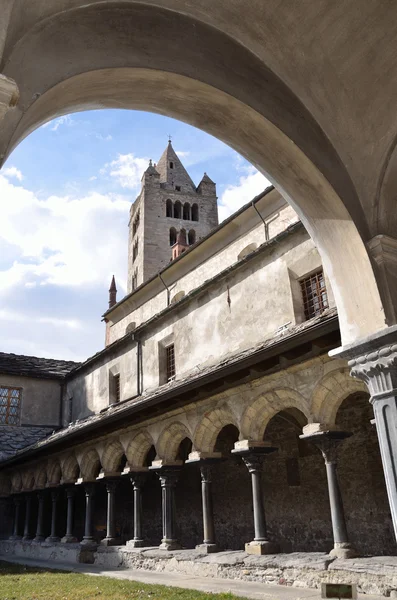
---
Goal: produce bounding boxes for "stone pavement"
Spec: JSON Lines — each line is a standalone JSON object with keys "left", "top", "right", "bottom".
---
{"left": 0, "top": 556, "right": 388, "bottom": 600}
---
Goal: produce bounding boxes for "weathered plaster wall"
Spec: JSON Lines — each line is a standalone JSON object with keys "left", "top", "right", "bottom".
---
{"left": 0, "top": 374, "right": 61, "bottom": 426}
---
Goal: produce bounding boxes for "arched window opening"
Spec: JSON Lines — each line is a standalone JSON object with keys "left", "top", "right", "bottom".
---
{"left": 188, "top": 230, "right": 196, "bottom": 245}
{"left": 191, "top": 203, "right": 199, "bottom": 222}
{"left": 174, "top": 201, "right": 182, "bottom": 219}
{"left": 166, "top": 199, "right": 173, "bottom": 218}
{"left": 214, "top": 424, "right": 239, "bottom": 455}
{"left": 169, "top": 227, "right": 177, "bottom": 246}
{"left": 176, "top": 437, "right": 193, "bottom": 462}
{"left": 183, "top": 202, "right": 191, "bottom": 220}
{"left": 169, "top": 161, "right": 174, "bottom": 169}
{"left": 119, "top": 454, "right": 128, "bottom": 472}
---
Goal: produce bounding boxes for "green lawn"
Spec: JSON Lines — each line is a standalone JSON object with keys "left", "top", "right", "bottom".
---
{"left": 0, "top": 561, "right": 243, "bottom": 600}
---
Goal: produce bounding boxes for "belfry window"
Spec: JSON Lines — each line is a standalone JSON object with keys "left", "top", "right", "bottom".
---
{"left": 166, "top": 344, "right": 176, "bottom": 382}
{"left": 188, "top": 230, "right": 196, "bottom": 245}
{"left": 174, "top": 201, "right": 182, "bottom": 219}
{"left": 169, "top": 161, "right": 174, "bottom": 169}
{"left": 0, "top": 386, "right": 21, "bottom": 425}
{"left": 300, "top": 270, "right": 329, "bottom": 320}
{"left": 133, "top": 241, "right": 138, "bottom": 262}
{"left": 183, "top": 202, "right": 191, "bottom": 220}
{"left": 166, "top": 199, "right": 173, "bottom": 218}
{"left": 169, "top": 227, "right": 177, "bottom": 246}
{"left": 191, "top": 203, "right": 199, "bottom": 222}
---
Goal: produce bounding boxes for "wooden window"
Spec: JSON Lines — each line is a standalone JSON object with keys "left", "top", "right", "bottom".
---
{"left": 166, "top": 344, "right": 176, "bottom": 382}
{"left": 0, "top": 386, "right": 21, "bottom": 425}
{"left": 114, "top": 374, "right": 121, "bottom": 403}
{"left": 300, "top": 270, "right": 329, "bottom": 320}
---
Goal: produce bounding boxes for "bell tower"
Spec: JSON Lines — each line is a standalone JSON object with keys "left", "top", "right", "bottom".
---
{"left": 127, "top": 141, "right": 218, "bottom": 292}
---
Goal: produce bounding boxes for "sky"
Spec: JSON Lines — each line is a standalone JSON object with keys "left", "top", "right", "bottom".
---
{"left": 0, "top": 109, "right": 270, "bottom": 362}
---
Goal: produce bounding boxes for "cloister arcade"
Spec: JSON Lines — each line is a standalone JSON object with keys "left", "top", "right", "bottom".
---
{"left": 1, "top": 365, "right": 394, "bottom": 556}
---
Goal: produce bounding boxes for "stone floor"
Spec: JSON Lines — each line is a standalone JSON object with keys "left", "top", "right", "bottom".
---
{"left": 1, "top": 541, "right": 397, "bottom": 597}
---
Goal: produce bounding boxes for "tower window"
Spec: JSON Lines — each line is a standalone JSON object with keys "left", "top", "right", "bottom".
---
{"left": 132, "top": 210, "right": 140, "bottom": 235}
{"left": 109, "top": 372, "right": 121, "bottom": 404}
{"left": 166, "top": 199, "right": 173, "bottom": 218}
{"left": 300, "top": 270, "right": 329, "bottom": 320}
{"left": 68, "top": 396, "right": 73, "bottom": 424}
{"left": 183, "top": 202, "right": 191, "bottom": 220}
{"left": 192, "top": 203, "right": 199, "bottom": 222}
{"left": 169, "top": 161, "right": 174, "bottom": 169}
{"left": 174, "top": 201, "right": 182, "bottom": 219}
{"left": 188, "top": 230, "right": 196, "bottom": 245}
{"left": 133, "top": 241, "right": 138, "bottom": 262}
{"left": 166, "top": 344, "right": 176, "bottom": 382}
{"left": 175, "top": 186, "right": 181, "bottom": 192}
{"left": 0, "top": 386, "right": 21, "bottom": 425}
{"left": 132, "top": 269, "right": 138, "bottom": 290}
{"left": 170, "top": 227, "right": 177, "bottom": 246}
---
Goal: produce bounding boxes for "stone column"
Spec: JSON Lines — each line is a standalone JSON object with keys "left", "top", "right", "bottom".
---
{"left": 232, "top": 441, "right": 279, "bottom": 555}
{"left": 300, "top": 427, "right": 357, "bottom": 558}
{"left": 156, "top": 468, "right": 181, "bottom": 550}
{"left": 61, "top": 487, "right": 77, "bottom": 543}
{"left": 346, "top": 342, "right": 397, "bottom": 541}
{"left": 46, "top": 490, "right": 60, "bottom": 543}
{"left": 81, "top": 483, "right": 96, "bottom": 547}
{"left": 10, "top": 497, "right": 22, "bottom": 540}
{"left": 33, "top": 491, "right": 46, "bottom": 542}
{"left": 101, "top": 480, "right": 119, "bottom": 546}
{"left": 22, "top": 494, "right": 33, "bottom": 541}
{"left": 128, "top": 472, "right": 147, "bottom": 548}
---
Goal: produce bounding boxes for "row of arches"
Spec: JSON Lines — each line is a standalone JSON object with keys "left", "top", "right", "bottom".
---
{"left": 166, "top": 200, "right": 199, "bottom": 222}
{"left": 169, "top": 227, "right": 195, "bottom": 246}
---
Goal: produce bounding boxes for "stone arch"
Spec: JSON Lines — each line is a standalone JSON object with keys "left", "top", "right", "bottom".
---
{"left": 79, "top": 447, "right": 101, "bottom": 481}
{"left": 311, "top": 368, "right": 367, "bottom": 426}
{"left": 240, "top": 388, "right": 311, "bottom": 440}
{"left": 33, "top": 465, "right": 47, "bottom": 490}
{"left": 125, "top": 430, "right": 155, "bottom": 468}
{"left": 101, "top": 439, "right": 125, "bottom": 474}
{"left": 194, "top": 407, "right": 239, "bottom": 453}
{"left": 46, "top": 460, "right": 61, "bottom": 486}
{"left": 61, "top": 453, "right": 79, "bottom": 483}
{"left": 156, "top": 421, "right": 193, "bottom": 462}
{"left": 11, "top": 471, "right": 22, "bottom": 493}
{"left": 21, "top": 470, "right": 35, "bottom": 492}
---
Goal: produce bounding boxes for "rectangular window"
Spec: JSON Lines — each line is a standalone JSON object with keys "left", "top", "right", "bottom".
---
{"left": 0, "top": 386, "right": 21, "bottom": 425}
{"left": 68, "top": 396, "right": 73, "bottom": 424}
{"left": 166, "top": 344, "right": 176, "bottom": 382}
{"left": 300, "top": 270, "right": 329, "bottom": 320}
{"left": 114, "top": 374, "right": 121, "bottom": 403}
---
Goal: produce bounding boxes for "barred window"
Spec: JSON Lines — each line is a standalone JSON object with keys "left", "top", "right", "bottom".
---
{"left": 0, "top": 387, "right": 21, "bottom": 425}
{"left": 166, "top": 344, "right": 176, "bottom": 382}
{"left": 114, "top": 374, "right": 121, "bottom": 403}
{"left": 300, "top": 270, "right": 329, "bottom": 320}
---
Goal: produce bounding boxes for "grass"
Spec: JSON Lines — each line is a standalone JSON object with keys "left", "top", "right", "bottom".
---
{"left": 0, "top": 561, "right": 244, "bottom": 600}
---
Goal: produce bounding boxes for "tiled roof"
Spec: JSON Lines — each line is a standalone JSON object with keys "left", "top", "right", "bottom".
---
{"left": 0, "top": 352, "right": 80, "bottom": 379}
{"left": 0, "top": 425, "right": 55, "bottom": 460}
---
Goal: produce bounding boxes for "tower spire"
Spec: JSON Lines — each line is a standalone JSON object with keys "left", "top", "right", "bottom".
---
{"left": 108, "top": 275, "right": 117, "bottom": 308}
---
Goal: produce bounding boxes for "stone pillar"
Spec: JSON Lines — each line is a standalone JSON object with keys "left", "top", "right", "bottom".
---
{"left": 81, "top": 483, "right": 96, "bottom": 547}
{"left": 332, "top": 333, "right": 397, "bottom": 541}
{"left": 232, "top": 441, "right": 279, "bottom": 555}
{"left": 22, "top": 494, "right": 33, "bottom": 541}
{"left": 156, "top": 468, "right": 181, "bottom": 550}
{"left": 33, "top": 491, "right": 46, "bottom": 542}
{"left": 128, "top": 472, "right": 147, "bottom": 548}
{"left": 300, "top": 427, "right": 357, "bottom": 558}
{"left": 10, "top": 497, "right": 22, "bottom": 540}
{"left": 101, "top": 480, "right": 119, "bottom": 546}
{"left": 46, "top": 490, "right": 60, "bottom": 543}
{"left": 61, "top": 487, "right": 77, "bottom": 543}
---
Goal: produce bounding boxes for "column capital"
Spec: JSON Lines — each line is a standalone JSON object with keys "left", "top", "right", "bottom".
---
{"left": 129, "top": 472, "right": 147, "bottom": 488}
{"left": 84, "top": 483, "right": 96, "bottom": 497}
{"left": 349, "top": 344, "right": 397, "bottom": 398}
{"left": 105, "top": 479, "right": 119, "bottom": 493}
{"left": 51, "top": 489, "right": 59, "bottom": 501}
{"left": 156, "top": 467, "right": 180, "bottom": 488}
{"left": 300, "top": 430, "right": 352, "bottom": 464}
{"left": 232, "top": 441, "right": 277, "bottom": 472}
{"left": 65, "top": 486, "right": 77, "bottom": 499}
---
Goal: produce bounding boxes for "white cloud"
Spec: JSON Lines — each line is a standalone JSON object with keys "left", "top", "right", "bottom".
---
{"left": 89, "top": 176, "right": 97, "bottom": 181}
{"left": 96, "top": 133, "right": 112, "bottom": 142}
{"left": 218, "top": 165, "right": 271, "bottom": 222}
{"left": 0, "top": 309, "right": 82, "bottom": 330}
{"left": 0, "top": 172, "right": 130, "bottom": 293}
{"left": 102, "top": 153, "right": 149, "bottom": 190}
{"left": 175, "top": 150, "right": 190, "bottom": 158}
{"left": 50, "top": 115, "right": 75, "bottom": 132}
{"left": 2, "top": 166, "right": 23, "bottom": 181}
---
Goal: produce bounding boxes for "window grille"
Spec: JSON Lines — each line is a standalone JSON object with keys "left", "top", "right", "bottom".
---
{"left": 300, "top": 270, "right": 329, "bottom": 320}
{"left": 0, "top": 386, "right": 21, "bottom": 425}
{"left": 166, "top": 344, "right": 176, "bottom": 382}
{"left": 114, "top": 374, "right": 121, "bottom": 403}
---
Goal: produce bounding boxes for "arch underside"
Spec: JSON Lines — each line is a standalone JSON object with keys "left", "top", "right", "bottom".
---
{"left": 0, "top": 1, "right": 391, "bottom": 345}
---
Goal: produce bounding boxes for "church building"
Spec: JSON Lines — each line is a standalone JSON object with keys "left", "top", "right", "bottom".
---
{"left": 0, "top": 143, "right": 394, "bottom": 589}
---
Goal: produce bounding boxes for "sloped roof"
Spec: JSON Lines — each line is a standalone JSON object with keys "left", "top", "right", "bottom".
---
{"left": 0, "top": 425, "right": 55, "bottom": 460}
{"left": 0, "top": 352, "right": 80, "bottom": 379}
{"left": 156, "top": 141, "right": 196, "bottom": 191}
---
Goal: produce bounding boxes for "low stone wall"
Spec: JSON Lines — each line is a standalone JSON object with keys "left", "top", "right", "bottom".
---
{"left": 1, "top": 541, "right": 397, "bottom": 597}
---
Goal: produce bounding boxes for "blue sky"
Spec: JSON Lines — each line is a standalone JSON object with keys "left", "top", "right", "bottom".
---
{"left": 0, "top": 110, "right": 269, "bottom": 361}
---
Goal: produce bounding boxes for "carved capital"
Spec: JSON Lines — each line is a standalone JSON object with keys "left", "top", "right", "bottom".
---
{"left": 129, "top": 472, "right": 147, "bottom": 489}
{"left": 300, "top": 431, "right": 351, "bottom": 464}
{"left": 84, "top": 483, "right": 96, "bottom": 497}
{"left": 105, "top": 480, "right": 118, "bottom": 494}
{"left": 200, "top": 464, "right": 212, "bottom": 483}
{"left": 158, "top": 468, "right": 180, "bottom": 488}
{"left": 242, "top": 454, "right": 264, "bottom": 473}
{"left": 349, "top": 343, "right": 397, "bottom": 398}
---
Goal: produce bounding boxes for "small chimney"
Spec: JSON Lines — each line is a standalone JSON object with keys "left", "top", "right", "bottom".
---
{"left": 172, "top": 230, "right": 189, "bottom": 260}
{"left": 109, "top": 275, "right": 117, "bottom": 308}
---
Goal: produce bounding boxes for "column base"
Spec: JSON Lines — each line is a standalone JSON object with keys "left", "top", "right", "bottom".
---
{"left": 329, "top": 543, "right": 358, "bottom": 559}
{"left": 45, "top": 536, "right": 61, "bottom": 543}
{"left": 80, "top": 538, "right": 97, "bottom": 550}
{"left": 126, "top": 539, "right": 145, "bottom": 548}
{"left": 22, "top": 536, "right": 33, "bottom": 542}
{"left": 9, "top": 535, "right": 22, "bottom": 541}
{"left": 245, "top": 540, "right": 279, "bottom": 555}
{"left": 32, "top": 536, "right": 46, "bottom": 543}
{"left": 159, "top": 540, "right": 181, "bottom": 551}
{"left": 61, "top": 534, "right": 78, "bottom": 543}
{"left": 196, "top": 543, "right": 219, "bottom": 553}
{"left": 100, "top": 537, "right": 120, "bottom": 547}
